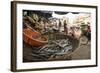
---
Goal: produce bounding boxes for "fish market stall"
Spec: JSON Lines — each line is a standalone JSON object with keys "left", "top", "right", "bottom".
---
{"left": 23, "top": 32, "right": 79, "bottom": 62}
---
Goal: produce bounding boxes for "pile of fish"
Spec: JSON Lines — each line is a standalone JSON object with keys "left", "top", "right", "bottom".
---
{"left": 30, "top": 36, "right": 73, "bottom": 61}
{"left": 38, "top": 39, "right": 73, "bottom": 56}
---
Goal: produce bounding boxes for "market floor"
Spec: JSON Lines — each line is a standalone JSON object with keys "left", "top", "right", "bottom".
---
{"left": 71, "top": 42, "right": 91, "bottom": 60}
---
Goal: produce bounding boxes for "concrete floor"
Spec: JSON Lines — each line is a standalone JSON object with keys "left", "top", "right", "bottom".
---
{"left": 72, "top": 43, "right": 91, "bottom": 60}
